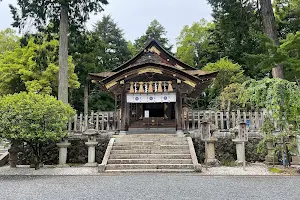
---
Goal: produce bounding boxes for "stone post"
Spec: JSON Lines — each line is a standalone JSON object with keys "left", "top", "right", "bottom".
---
{"left": 201, "top": 121, "right": 218, "bottom": 165}
{"left": 231, "top": 122, "right": 248, "bottom": 164}
{"left": 8, "top": 142, "right": 18, "bottom": 168}
{"left": 84, "top": 128, "right": 98, "bottom": 167}
{"left": 56, "top": 140, "right": 71, "bottom": 167}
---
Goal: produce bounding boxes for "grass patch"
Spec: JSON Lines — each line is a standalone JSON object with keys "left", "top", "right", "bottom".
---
{"left": 221, "top": 160, "right": 237, "bottom": 167}
{"left": 269, "top": 167, "right": 281, "bottom": 173}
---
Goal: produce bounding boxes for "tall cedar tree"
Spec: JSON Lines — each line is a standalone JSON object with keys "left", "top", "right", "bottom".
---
{"left": 10, "top": 0, "right": 108, "bottom": 104}
{"left": 134, "top": 19, "right": 172, "bottom": 52}
{"left": 69, "top": 15, "right": 132, "bottom": 113}
{"left": 259, "top": 0, "right": 284, "bottom": 78}
{"left": 207, "top": 0, "right": 268, "bottom": 78}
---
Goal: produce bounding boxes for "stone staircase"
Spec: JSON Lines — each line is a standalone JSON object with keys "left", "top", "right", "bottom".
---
{"left": 101, "top": 134, "right": 201, "bottom": 173}
{"left": 0, "top": 141, "right": 10, "bottom": 167}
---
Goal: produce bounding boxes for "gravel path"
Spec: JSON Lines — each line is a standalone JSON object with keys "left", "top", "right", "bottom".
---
{"left": 0, "top": 175, "right": 299, "bottom": 200}
{"left": 0, "top": 164, "right": 275, "bottom": 176}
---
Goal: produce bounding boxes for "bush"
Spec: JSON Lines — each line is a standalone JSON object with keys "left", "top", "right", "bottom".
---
{"left": 0, "top": 92, "right": 75, "bottom": 169}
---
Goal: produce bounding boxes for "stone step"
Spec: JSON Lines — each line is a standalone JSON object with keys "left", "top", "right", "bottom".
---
{"left": 105, "top": 164, "right": 194, "bottom": 170}
{"left": 112, "top": 145, "right": 189, "bottom": 150}
{"left": 104, "top": 169, "right": 195, "bottom": 173}
{"left": 110, "top": 149, "right": 191, "bottom": 154}
{"left": 108, "top": 159, "right": 193, "bottom": 164}
{"left": 109, "top": 154, "right": 192, "bottom": 159}
{"left": 114, "top": 137, "right": 187, "bottom": 142}
{"left": 114, "top": 134, "right": 178, "bottom": 138}
{"left": 114, "top": 141, "right": 188, "bottom": 145}
{"left": 0, "top": 149, "right": 8, "bottom": 154}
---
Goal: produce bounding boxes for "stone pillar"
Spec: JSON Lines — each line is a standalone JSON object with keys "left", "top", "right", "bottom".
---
{"left": 265, "top": 139, "right": 278, "bottom": 164}
{"left": 201, "top": 121, "right": 218, "bottom": 165}
{"left": 204, "top": 139, "right": 218, "bottom": 165}
{"left": 85, "top": 140, "right": 98, "bottom": 167}
{"left": 231, "top": 122, "right": 248, "bottom": 164}
{"left": 84, "top": 128, "right": 99, "bottom": 166}
{"left": 8, "top": 142, "right": 18, "bottom": 168}
{"left": 56, "top": 140, "right": 71, "bottom": 167}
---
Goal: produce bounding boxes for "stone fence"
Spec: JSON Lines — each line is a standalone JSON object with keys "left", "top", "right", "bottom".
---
{"left": 67, "top": 110, "right": 266, "bottom": 136}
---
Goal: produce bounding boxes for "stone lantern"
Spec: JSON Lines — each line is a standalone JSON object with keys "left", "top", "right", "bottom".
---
{"left": 200, "top": 121, "right": 218, "bottom": 165}
{"left": 83, "top": 128, "right": 99, "bottom": 167}
{"left": 231, "top": 122, "right": 248, "bottom": 164}
{"left": 56, "top": 138, "right": 71, "bottom": 167}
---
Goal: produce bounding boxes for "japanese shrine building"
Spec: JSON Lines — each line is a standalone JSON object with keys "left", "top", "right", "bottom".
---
{"left": 89, "top": 40, "right": 217, "bottom": 135}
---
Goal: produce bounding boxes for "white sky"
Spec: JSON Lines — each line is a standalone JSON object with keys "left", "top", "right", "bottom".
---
{"left": 0, "top": 0, "right": 212, "bottom": 47}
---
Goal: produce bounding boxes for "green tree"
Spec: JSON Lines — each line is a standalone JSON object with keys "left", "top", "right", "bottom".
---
{"left": 203, "top": 57, "right": 247, "bottom": 95}
{"left": 176, "top": 19, "right": 216, "bottom": 68}
{"left": 0, "top": 29, "right": 19, "bottom": 54}
{"left": 92, "top": 15, "right": 132, "bottom": 71}
{"left": 280, "top": 32, "right": 300, "bottom": 82}
{"left": 69, "top": 15, "right": 131, "bottom": 113}
{"left": 134, "top": 19, "right": 172, "bottom": 52}
{"left": 207, "top": 0, "right": 268, "bottom": 78}
{"left": 10, "top": 0, "right": 108, "bottom": 104}
{"left": 274, "top": 0, "right": 300, "bottom": 39}
{"left": 192, "top": 58, "right": 247, "bottom": 109}
{"left": 0, "top": 37, "right": 79, "bottom": 96}
{"left": 0, "top": 92, "right": 75, "bottom": 169}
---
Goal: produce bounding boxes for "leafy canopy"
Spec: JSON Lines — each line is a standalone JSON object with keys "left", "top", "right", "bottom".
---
{"left": 10, "top": 0, "right": 109, "bottom": 33}
{"left": 176, "top": 19, "right": 216, "bottom": 68}
{"left": 0, "top": 92, "right": 75, "bottom": 142}
{"left": 0, "top": 35, "right": 79, "bottom": 96}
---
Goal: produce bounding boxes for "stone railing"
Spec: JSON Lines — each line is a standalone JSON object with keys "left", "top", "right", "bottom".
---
{"left": 183, "top": 110, "right": 266, "bottom": 132}
{"left": 68, "top": 111, "right": 120, "bottom": 135}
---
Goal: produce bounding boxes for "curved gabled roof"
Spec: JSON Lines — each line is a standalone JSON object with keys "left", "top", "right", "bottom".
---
{"left": 111, "top": 39, "right": 197, "bottom": 72}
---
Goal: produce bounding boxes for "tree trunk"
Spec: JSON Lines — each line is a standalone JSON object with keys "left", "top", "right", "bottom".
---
{"left": 84, "top": 82, "right": 89, "bottom": 116}
{"left": 260, "top": 0, "right": 285, "bottom": 79}
{"left": 58, "top": 4, "right": 69, "bottom": 104}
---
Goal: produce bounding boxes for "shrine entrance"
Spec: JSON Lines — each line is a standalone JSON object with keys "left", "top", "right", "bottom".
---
{"left": 129, "top": 102, "right": 176, "bottom": 130}
{"left": 88, "top": 39, "right": 218, "bottom": 135}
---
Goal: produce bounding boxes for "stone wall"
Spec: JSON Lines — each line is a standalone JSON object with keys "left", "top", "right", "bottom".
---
{"left": 17, "top": 136, "right": 110, "bottom": 166}
{"left": 193, "top": 137, "right": 266, "bottom": 165}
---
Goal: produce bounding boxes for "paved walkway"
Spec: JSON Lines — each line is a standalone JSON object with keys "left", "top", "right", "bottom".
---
{"left": 0, "top": 164, "right": 274, "bottom": 176}
{"left": 0, "top": 175, "right": 299, "bottom": 200}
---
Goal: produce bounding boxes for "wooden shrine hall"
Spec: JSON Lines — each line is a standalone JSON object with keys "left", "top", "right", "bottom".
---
{"left": 89, "top": 40, "right": 217, "bottom": 135}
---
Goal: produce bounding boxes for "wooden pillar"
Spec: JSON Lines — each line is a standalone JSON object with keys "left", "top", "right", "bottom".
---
{"left": 176, "top": 87, "right": 183, "bottom": 135}
{"left": 120, "top": 86, "right": 127, "bottom": 134}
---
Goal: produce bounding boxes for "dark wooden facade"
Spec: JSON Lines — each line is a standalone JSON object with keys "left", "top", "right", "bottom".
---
{"left": 89, "top": 40, "right": 217, "bottom": 134}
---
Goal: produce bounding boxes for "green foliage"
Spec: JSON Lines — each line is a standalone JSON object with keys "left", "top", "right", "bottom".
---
{"left": 134, "top": 19, "right": 172, "bottom": 52}
{"left": 10, "top": 0, "right": 108, "bottom": 33}
{"left": 207, "top": 0, "right": 268, "bottom": 78}
{"left": 0, "top": 36, "right": 79, "bottom": 96}
{"left": 0, "top": 92, "right": 75, "bottom": 141}
{"left": 280, "top": 32, "right": 300, "bottom": 82}
{"left": 239, "top": 78, "right": 300, "bottom": 128}
{"left": 201, "top": 57, "right": 248, "bottom": 109}
{"left": 176, "top": 19, "right": 216, "bottom": 67}
{"left": 69, "top": 15, "right": 131, "bottom": 112}
{"left": 275, "top": 0, "right": 300, "bottom": 39}
{"left": 269, "top": 167, "right": 281, "bottom": 173}
{"left": 91, "top": 15, "right": 132, "bottom": 71}
{"left": 0, "top": 29, "right": 19, "bottom": 54}
{"left": 0, "top": 92, "right": 75, "bottom": 168}
{"left": 219, "top": 83, "right": 244, "bottom": 111}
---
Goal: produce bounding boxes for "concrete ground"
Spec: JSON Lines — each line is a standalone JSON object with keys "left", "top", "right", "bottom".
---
{"left": 0, "top": 164, "right": 275, "bottom": 176}
{"left": 0, "top": 175, "right": 300, "bottom": 200}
